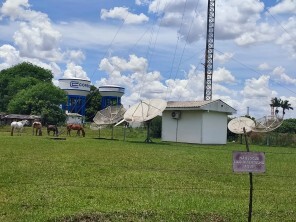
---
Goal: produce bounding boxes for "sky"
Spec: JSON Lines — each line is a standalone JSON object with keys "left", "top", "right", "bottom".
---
{"left": 0, "top": 0, "right": 295, "bottom": 119}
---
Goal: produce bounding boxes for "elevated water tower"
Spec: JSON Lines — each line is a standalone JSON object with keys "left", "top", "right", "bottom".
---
{"left": 98, "top": 85, "right": 125, "bottom": 109}
{"left": 59, "top": 78, "right": 91, "bottom": 116}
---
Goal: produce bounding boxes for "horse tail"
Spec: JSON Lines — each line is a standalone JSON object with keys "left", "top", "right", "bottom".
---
{"left": 81, "top": 128, "right": 85, "bottom": 137}
{"left": 11, "top": 126, "right": 14, "bottom": 136}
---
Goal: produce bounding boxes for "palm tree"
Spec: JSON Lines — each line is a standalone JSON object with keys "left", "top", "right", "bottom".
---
{"left": 270, "top": 97, "right": 282, "bottom": 116}
{"left": 281, "top": 100, "right": 293, "bottom": 116}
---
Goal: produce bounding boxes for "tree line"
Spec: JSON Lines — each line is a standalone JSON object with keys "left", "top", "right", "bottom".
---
{"left": 0, "top": 62, "right": 101, "bottom": 124}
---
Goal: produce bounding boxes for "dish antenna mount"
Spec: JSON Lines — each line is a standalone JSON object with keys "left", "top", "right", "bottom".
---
{"left": 116, "top": 99, "right": 167, "bottom": 143}
{"left": 92, "top": 105, "right": 126, "bottom": 139}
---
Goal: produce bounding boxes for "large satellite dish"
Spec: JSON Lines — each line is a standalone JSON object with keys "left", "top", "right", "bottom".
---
{"left": 116, "top": 99, "right": 167, "bottom": 142}
{"left": 122, "top": 99, "right": 167, "bottom": 123}
{"left": 251, "top": 115, "right": 283, "bottom": 133}
{"left": 92, "top": 105, "right": 126, "bottom": 139}
{"left": 228, "top": 117, "right": 255, "bottom": 134}
{"left": 93, "top": 105, "right": 126, "bottom": 126}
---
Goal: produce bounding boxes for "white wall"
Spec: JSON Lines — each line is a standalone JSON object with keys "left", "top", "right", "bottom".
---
{"left": 162, "top": 110, "right": 228, "bottom": 144}
{"left": 201, "top": 111, "right": 228, "bottom": 144}
{"left": 162, "top": 110, "right": 202, "bottom": 143}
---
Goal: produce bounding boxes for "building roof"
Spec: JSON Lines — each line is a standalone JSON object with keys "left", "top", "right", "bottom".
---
{"left": 66, "top": 112, "right": 82, "bottom": 117}
{"left": 4, "top": 114, "right": 41, "bottom": 119}
{"left": 166, "top": 100, "right": 213, "bottom": 108}
{"left": 165, "top": 99, "right": 236, "bottom": 114}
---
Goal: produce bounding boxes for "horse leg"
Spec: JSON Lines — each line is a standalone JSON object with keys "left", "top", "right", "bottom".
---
{"left": 11, "top": 127, "right": 14, "bottom": 136}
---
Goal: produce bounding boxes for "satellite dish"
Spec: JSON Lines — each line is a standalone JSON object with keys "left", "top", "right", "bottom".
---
{"left": 93, "top": 105, "right": 126, "bottom": 126}
{"left": 228, "top": 117, "right": 255, "bottom": 134}
{"left": 251, "top": 115, "right": 283, "bottom": 133}
{"left": 122, "top": 99, "right": 167, "bottom": 123}
{"left": 117, "top": 99, "right": 167, "bottom": 142}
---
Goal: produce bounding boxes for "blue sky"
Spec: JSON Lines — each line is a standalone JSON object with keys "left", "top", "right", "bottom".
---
{"left": 0, "top": 0, "right": 295, "bottom": 118}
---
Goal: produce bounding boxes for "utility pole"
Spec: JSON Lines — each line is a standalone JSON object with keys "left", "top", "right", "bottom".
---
{"left": 204, "top": 0, "right": 216, "bottom": 101}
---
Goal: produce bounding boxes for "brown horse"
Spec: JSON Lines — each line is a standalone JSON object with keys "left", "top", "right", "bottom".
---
{"left": 32, "top": 121, "right": 42, "bottom": 136}
{"left": 47, "top": 125, "right": 59, "bottom": 136}
{"left": 67, "top": 124, "right": 85, "bottom": 137}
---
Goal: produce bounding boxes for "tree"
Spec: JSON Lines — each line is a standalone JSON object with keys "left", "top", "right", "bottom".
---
{"left": 150, "top": 116, "right": 162, "bottom": 138}
{"left": 275, "top": 119, "right": 296, "bottom": 134}
{"left": 280, "top": 100, "right": 293, "bottom": 116}
{"left": 7, "top": 83, "right": 67, "bottom": 124}
{"left": 85, "top": 85, "right": 102, "bottom": 122}
{"left": 0, "top": 62, "right": 53, "bottom": 112}
{"left": 270, "top": 97, "right": 282, "bottom": 116}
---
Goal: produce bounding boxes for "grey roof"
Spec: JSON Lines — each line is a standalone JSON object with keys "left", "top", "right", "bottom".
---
{"left": 165, "top": 99, "right": 236, "bottom": 114}
{"left": 166, "top": 100, "right": 213, "bottom": 108}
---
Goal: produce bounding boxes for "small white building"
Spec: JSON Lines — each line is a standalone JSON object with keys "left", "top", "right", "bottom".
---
{"left": 66, "top": 112, "right": 83, "bottom": 125}
{"left": 162, "top": 99, "right": 236, "bottom": 144}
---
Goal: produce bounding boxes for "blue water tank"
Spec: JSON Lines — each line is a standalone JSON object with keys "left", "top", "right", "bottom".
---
{"left": 98, "top": 85, "right": 125, "bottom": 109}
{"left": 59, "top": 78, "right": 91, "bottom": 116}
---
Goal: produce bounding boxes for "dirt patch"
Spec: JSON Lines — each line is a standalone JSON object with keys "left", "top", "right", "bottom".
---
{"left": 51, "top": 211, "right": 229, "bottom": 222}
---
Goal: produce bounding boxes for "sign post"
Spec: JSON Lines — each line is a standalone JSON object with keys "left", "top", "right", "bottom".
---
{"left": 232, "top": 127, "right": 266, "bottom": 222}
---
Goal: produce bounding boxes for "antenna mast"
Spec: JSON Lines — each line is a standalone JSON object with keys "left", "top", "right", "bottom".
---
{"left": 203, "top": 0, "right": 216, "bottom": 101}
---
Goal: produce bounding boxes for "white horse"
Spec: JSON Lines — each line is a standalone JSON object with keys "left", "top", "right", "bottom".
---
{"left": 11, "top": 120, "right": 29, "bottom": 136}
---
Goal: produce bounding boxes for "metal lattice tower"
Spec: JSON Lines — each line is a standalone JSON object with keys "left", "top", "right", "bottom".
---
{"left": 203, "top": 0, "right": 216, "bottom": 101}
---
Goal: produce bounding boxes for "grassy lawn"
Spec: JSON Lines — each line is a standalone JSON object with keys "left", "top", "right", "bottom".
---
{"left": 0, "top": 126, "right": 296, "bottom": 221}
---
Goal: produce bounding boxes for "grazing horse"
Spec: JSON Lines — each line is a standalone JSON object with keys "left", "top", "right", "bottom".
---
{"left": 47, "top": 125, "right": 59, "bottom": 136}
{"left": 11, "top": 120, "right": 29, "bottom": 136}
{"left": 67, "top": 124, "right": 85, "bottom": 137}
{"left": 32, "top": 121, "right": 42, "bottom": 136}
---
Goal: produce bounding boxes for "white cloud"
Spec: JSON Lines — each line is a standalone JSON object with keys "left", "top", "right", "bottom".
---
{"left": 97, "top": 54, "right": 168, "bottom": 106}
{"left": 268, "top": 0, "right": 296, "bottom": 15}
{"left": 0, "top": 0, "right": 30, "bottom": 20}
{"left": 101, "top": 7, "right": 149, "bottom": 25}
{"left": 272, "top": 66, "right": 296, "bottom": 85}
{"left": 258, "top": 63, "right": 270, "bottom": 70}
{"left": 214, "top": 52, "right": 234, "bottom": 64}
{"left": 0, "top": 44, "right": 62, "bottom": 78}
{"left": 66, "top": 50, "right": 85, "bottom": 64}
{"left": 135, "top": 0, "right": 150, "bottom": 6}
{"left": 0, "top": 44, "right": 21, "bottom": 69}
{"left": 148, "top": 0, "right": 269, "bottom": 45}
{"left": 63, "top": 62, "right": 89, "bottom": 80}
{"left": 0, "top": 0, "right": 63, "bottom": 62}
{"left": 241, "top": 75, "right": 272, "bottom": 98}
{"left": 213, "top": 67, "right": 236, "bottom": 83}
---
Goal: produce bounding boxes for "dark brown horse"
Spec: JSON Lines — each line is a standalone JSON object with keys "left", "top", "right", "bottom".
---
{"left": 67, "top": 124, "right": 85, "bottom": 137}
{"left": 32, "top": 121, "right": 42, "bottom": 136}
{"left": 47, "top": 125, "right": 59, "bottom": 136}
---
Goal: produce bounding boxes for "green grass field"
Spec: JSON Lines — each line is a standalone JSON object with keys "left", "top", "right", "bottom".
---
{"left": 1, "top": 126, "right": 296, "bottom": 221}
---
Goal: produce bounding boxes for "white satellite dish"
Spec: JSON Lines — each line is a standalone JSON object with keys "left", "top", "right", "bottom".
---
{"left": 92, "top": 105, "right": 126, "bottom": 139}
{"left": 122, "top": 99, "right": 167, "bottom": 123}
{"left": 93, "top": 105, "right": 126, "bottom": 126}
{"left": 228, "top": 117, "right": 255, "bottom": 134}
{"left": 116, "top": 99, "right": 167, "bottom": 142}
{"left": 251, "top": 115, "right": 283, "bottom": 133}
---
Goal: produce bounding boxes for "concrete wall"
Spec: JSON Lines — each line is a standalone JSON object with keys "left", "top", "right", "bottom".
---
{"left": 201, "top": 111, "right": 228, "bottom": 144}
{"left": 162, "top": 110, "right": 228, "bottom": 144}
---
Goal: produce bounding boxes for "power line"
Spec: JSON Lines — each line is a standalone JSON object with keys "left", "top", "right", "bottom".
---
{"left": 214, "top": 48, "right": 296, "bottom": 95}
